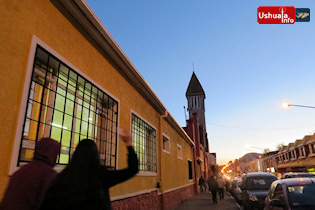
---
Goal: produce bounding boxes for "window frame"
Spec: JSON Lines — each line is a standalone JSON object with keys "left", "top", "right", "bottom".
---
{"left": 130, "top": 110, "right": 157, "bottom": 177}
{"left": 9, "top": 36, "right": 120, "bottom": 175}
{"left": 310, "top": 144, "right": 315, "bottom": 157}
{"left": 298, "top": 146, "right": 306, "bottom": 159}
{"left": 188, "top": 159, "right": 193, "bottom": 181}
{"left": 279, "top": 153, "right": 283, "bottom": 163}
{"left": 177, "top": 144, "right": 183, "bottom": 160}
{"left": 162, "top": 134, "right": 170, "bottom": 154}
{"left": 284, "top": 152, "right": 289, "bottom": 162}
{"left": 290, "top": 150, "right": 297, "bottom": 160}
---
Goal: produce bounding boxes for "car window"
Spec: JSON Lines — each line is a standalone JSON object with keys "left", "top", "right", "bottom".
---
{"left": 288, "top": 184, "right": 315, "bottom": 208}
{"left": 268, "top": 182, "right": 277, "bottom": 198}
{"left": 245, "top": 176, "right": 277, "bottom": 190}
{"left": 274, "top": 184, "right": 284, "bottom": 202}
{"left": 299, "top": 174, "right": 315, "bottom": 177}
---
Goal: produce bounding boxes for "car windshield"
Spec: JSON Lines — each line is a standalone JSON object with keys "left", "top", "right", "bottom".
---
{"left": 288, "top": 184, "right": 315, "bottom": 208}
{"left": 291, "top": 174, "right": 315, "bottom": 178}
{"left": 245, "top": 176, "right": 277, "bottom": 190}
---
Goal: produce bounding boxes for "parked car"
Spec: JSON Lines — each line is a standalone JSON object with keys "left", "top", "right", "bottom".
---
{"left": 231, "top": 179, "right": 242, "bottom": 203}
{"left": 241, "top": 172, "right": 278, "bottom": 210}
{"left": 264, "top": 178, "right": 315, "bottom": 210}
{"left": 281, "top": 172, "right": 315, "bottom": 179}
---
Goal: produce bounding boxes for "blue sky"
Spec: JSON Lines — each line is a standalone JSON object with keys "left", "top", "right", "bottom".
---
{"left": 86, "top": 0, "right": 315, "bottom": 165}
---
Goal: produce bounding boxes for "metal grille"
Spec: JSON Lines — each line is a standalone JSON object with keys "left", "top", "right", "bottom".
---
{"left": 18, "top": 45, "right": 118, "bottom": 168}
{"left": 131, "top": 114, "right": 157, "bottom": 172}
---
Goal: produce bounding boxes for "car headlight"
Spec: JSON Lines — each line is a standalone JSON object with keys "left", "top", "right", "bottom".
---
{"left": 249, "top": 194, "right": 258, "bottom": 201}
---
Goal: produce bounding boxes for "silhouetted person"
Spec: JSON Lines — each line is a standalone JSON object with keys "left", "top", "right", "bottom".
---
{"left": 0, "top": 138, "right": 61, "bottom": 210}
{"left": 217, "top": 176, "right": 225, "bottom": 199}
{"left": 208, "top": 176, "right": 218, "bottom": 204}
{"left": 40, "top": 129, "right": 139, "bottom": 210}
{"left": 198, "top": 176, "right": 206, "bottom": 193}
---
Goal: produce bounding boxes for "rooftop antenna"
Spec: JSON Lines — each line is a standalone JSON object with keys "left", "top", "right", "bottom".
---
{"left": 184, "top": 106, "right": 187, "bottom": 120}
{"left": 192, "top": 62, "right": 195, "bottom": 72}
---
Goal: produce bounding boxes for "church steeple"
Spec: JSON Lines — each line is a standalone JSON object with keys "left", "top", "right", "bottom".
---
{"left": 186, "top": 72, "right": 206, "bottom": 114}
{"left": 185, "top": 71, "right": 205, "bottom": 98}
{"left": 185, "top": 72, "right": 208, "bottom": 152}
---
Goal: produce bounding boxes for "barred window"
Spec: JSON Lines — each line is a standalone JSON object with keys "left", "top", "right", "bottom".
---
{"left": 131, "top": 114, "right": 157, "bottom": 172}
{"left": 19, "top": 45, "right": 118, "bottom": 168}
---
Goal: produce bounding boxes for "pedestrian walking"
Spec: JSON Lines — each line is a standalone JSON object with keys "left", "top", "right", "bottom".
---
{"left": 217, "top": 176, "right": 225, "bottom": 199}
{"left": 198, "top": 176, "right": 206, "bottom": 193}
{"left": 207, "top": 176, "right": 218, "bottom": 204}
{"left": 39, "top": 128, "right": 139, "bottom": 210}
{"left": 0, "top": 138, "right": 61, "bottom": 210}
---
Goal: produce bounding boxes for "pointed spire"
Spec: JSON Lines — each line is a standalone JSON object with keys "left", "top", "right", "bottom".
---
{"left": 185, "top": 72, "right": 205, "bottom": 98}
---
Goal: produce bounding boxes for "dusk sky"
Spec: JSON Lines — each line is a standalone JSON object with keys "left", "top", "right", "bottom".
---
{"left": 86, "top": 0, "right": 315, "bottom": 165}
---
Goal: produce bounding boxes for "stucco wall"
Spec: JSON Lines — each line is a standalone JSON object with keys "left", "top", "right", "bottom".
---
{"left": 0, "top": 0, "right": 194, "bottom": 201}
{"left": 160, "top": 120, "right": 194, "bottom": 193}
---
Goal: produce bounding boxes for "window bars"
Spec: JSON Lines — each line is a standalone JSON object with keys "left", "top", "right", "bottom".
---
{"left": 131, "top": 114, "right": 157, "bottom": 172}
{"left": 18, "top": 45, "right": 118, "bottom": 168}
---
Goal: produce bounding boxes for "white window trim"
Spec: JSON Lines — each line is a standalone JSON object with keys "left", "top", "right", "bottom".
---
{"left": 290, "top": 150, "right": 297, "bottom": 160}
{"left": 130, "top": 110, "right": 156, "bottom": 131}
{"left": 298, "top": 147, "right": 306, "bottom": 159}
{"left": 9, "top": 35, "right": 120, "bottom": 175}
{"left": 162, "top": 133, "right": 170, "bottom": 154}
{"left": 177, "top": 144, "right": 183, "bottom": 160}
{"left": 130, "top": 110, "right": 158, "bottom": 175}
{"left": 136, "top": 171, "right": 158, "bottom": 177}
{"left": 284, "top": 152, "right": 289, "bottom": 162}
{"left": 309, "top": 144, "right": 315, "bottom": 157}
{"left": 278, "top": 155, "right": 283, "bottom": 163}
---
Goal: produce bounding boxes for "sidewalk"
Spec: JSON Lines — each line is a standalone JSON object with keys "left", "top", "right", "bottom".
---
{"left": 171, "top": 192, "right": 240, "bottom": 210}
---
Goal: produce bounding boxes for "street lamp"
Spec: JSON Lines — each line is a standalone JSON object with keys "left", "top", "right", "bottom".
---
{"left": 282, "top": 103, "right": 315, "bottom": 109}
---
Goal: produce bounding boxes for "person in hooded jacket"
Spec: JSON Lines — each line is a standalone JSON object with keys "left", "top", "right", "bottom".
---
{"left": 39, "top": 128, "right": 139, "bottom": 210}
{"left": 208, "top": 176, "right": 218, "bottom": 204}
{"left": 0, "top": 138, "right": 61, "bottom": 210}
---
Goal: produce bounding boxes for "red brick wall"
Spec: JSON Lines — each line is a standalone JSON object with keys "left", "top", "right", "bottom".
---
{"left": 112, "top": 191, "right": 161, "bottom": 210}
{"left": 111, "top": 184, "right": 195, "bottom": 210}
{"left": 161, "top": 184, "right": 195, "bottom": 209}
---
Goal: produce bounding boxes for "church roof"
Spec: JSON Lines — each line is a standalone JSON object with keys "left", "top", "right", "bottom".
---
{"left": 185, "top": 72, "right": 205, "bottom": 98}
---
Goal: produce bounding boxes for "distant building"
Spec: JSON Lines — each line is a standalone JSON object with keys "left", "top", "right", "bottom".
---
{"left": 276, "top": 134, "right": 315, "bottom": 174}
{"left": 249, "top": 158, "right": 264, "bottom": 172}
{"left": 262, "top": 151, "right": 279, "bottom": 174}
{"left": 238, "top": 153, "right": 261, "bottom": 174}
{"left": 183, "top": 72, "right": 212, "bottom": 191}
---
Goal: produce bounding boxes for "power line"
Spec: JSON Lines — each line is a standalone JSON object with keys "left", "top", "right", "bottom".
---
{"left": 206, "top": 122, "right": 315, "bottom": 131}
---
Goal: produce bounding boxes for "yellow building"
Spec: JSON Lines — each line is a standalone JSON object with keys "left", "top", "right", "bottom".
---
{"left": 276, "top": 135, "right": 315, "bottom": 174}
{"left": 0, "top": 0, "right": 196, "bottom": 209}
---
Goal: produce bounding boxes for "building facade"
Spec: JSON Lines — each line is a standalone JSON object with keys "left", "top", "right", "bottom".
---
{"left": 0, "top": 1, "right": 196, "bottom": 209}
{"left": 183, "top": 72, "right": 213, "bottom": 191}
{"left": 276, "top": 134, "right": 315, "bottom": 174}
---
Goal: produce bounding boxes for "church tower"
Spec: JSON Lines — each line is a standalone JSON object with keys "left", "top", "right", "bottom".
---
{"left": 186, "top": 72, "right": 208, "bottom": 152}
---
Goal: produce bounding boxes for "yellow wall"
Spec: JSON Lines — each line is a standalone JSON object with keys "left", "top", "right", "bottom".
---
{"left": 200, "top": 150, "right": 205, "bottom": 172}
{"left": 0, "top": 0, "right": 194, "bottom": 199}
{"left": 160, "top": 120, "right": 194, "bottom": 192}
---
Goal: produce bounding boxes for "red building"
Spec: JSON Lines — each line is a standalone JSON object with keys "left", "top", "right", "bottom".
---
{"left": 183, "top": 72, "right": 215, "bottom": 192}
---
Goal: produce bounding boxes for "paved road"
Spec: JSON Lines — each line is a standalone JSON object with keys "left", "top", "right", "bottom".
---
{"left": 172, "top": 192, "right": 240, "bottom": 210}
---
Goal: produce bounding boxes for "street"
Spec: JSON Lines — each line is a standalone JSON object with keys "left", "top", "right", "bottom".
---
{"left": 172, "top": 192, "right": 240, "bottom": 210}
